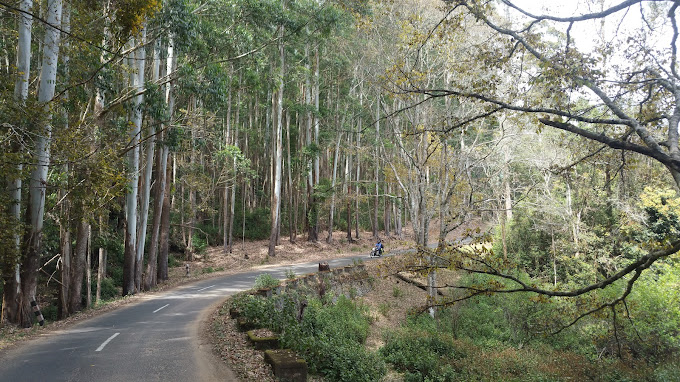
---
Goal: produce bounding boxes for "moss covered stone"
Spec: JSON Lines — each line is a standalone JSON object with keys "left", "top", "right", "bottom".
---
{"left": 247, "top": 330, "right": 279, "bottom": 350}
{"left": 264, "top": 349, "right": 307, "bottom": 382}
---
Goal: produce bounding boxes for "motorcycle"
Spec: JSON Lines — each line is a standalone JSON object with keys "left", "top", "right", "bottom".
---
{"left": 369, "top": 245, "right": 383, "bottom": 257}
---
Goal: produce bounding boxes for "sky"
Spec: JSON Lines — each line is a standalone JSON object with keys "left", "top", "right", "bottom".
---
{"left": 501, "top": 0, "right": 671, "bottom": 58}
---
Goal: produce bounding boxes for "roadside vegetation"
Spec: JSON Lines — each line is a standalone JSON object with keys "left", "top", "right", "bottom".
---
{"left": 219, "top": 250, "right": 680, "bottom": 381}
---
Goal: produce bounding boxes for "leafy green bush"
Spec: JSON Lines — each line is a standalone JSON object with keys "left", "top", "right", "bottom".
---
{"left": 231, "top": 293, "right": 385, "bottom": 382}
{"left": 95, "top": 277, "right": 119, "bottom": 301}
{"left": 381, "top": 314, "right": 465, "bottom": 381}
{"left": 285, "top": 269, "right": 296, "bottom": 280}
{"left": 254, "top": 273, "right": 280, "bottom": 289}
{"left": 622, "top": 262, "right": 680, "bottom": 360}
{"left": 283, "top": 297, "right": 384, "bottom": 382}
{"left": 233, "top": 207, "right": 271, "bottom": 240}
{"left": 41, "top": 304, "right": 58, "bottom": 322}
{"left": 232, "top": 293, "right": 277, "bottom": 329}
{"left": 196, "top": 223, "right": 221, "bottom": 248}
{"left": 192, "top": 234, "right": 208, "bottom": 254}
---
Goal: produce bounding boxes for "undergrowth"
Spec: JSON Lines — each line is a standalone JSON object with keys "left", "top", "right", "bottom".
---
{"left": 231, "top": 292, "right": 385, "bottom": 382}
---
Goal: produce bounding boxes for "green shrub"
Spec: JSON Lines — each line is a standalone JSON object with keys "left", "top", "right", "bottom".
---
{"left": 653, "top": 359, "right": 680, "bottom": 382}
{"left": 284, "top": 297, "right": 385, "bottom": 382}
{"left": 233, "top": 207, "right": 271, "bottom": 240}
{"left": 168, "top": 254, "right": 181, "bottom": 268}
{"left": 381, "top": 325, "right": 463, "bottom": 381}
{"left": 232, "top": 292, "right": 385, "bottom": 382}
{"left": 192, "top": 234, "right": 208, "bottom": 254}
{"left": 95, "top": 277, "right": 119, "bottom": 301}
{"left": 41, "top": 304, "right": 58, "bottom": 322}
{"left": 254, "top": 273, "right": 280, "bottom": 289}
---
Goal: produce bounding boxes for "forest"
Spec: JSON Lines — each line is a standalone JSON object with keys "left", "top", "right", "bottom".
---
{"left": 1, "top": 0, "right": 679, "bottom": 378}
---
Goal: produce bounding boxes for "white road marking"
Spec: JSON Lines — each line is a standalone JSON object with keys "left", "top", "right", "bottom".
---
{"left": 196, "top": 285, "right": 215, "bottom": 292}
{"left": 153, "top": 304, "right": 169, "bottom": 313}
{"left": 95, "top": 333, "right": 120, "bottom": 352}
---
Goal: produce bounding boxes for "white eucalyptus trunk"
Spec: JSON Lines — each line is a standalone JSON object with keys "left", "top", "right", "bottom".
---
{"left": 327, "top": 131, "right": 343, "bottom": 243}
{"left": 20, "top": 0, "right": 62, "bottom": 327}
{"left": 269, "top": 13, "right": 285, "bottom": 257}
{"left": 135, "top": 37, "right": 156, "bottom": 289}
{"left": 123, "top": 28, "right": 146, "bottom": 295}
{"left": 3, "top": 0, "right": 32, "bottom": 325}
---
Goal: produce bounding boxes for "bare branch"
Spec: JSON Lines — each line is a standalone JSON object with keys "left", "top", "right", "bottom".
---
{"left": 500, "top": 0, "right": 661, "bottom": 24}
{"left": 538, "top": 118, "right": 680, "bottom": 171}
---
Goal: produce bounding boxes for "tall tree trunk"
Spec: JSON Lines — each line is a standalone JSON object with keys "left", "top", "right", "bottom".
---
{"left": 144, "top": 145, "right": 168, "bottom": 290}
{"left": 86, "top": 224, "right": 92, "bottom": 308}
{"left": 385, "top": 184, "right": 391, "bottom": 238}
{"left": 18, "top": 0, "right": 62, "bottom": 327}
{"left": 223, "top": 67, "right": 232, "bottom": 252}
{"left": 57, "top": 4, "right": 72, "bottom": 317}
{"left": 157, "top": 154, "right": 172, "bottom": 282}
{"left": 373, "top": 99, "right": 380, "bottom": 238}
{"left": 345, "top": 129, "right": 352, "bottom": 241}
{"left": 305, "top": 44, "right": 317, "bottom": 242}
{"left": 58, "top": 200, "right": 71, "bottom": 318}
{"left": 395, "top": 190, "right": 403, "bottom": 239}
{"left": 94, "top": 1, "right": 110, "bottom": 305}
{"left": 2, "top": 0, "right": 31, "bottom": 322}
{"left": 157, "top": 37, "right": 176, "bottom": 282}
{"left": 355, "top": 92, "right": 362, "bottom": 240}
{"left": 96, "top": 214, "right": 105, "bottom": 304}
{"left": 286, "top": 110, "right": 296, "bottom": 243}
{"left": 135, "top": 36, "right": 156, "bottom": 290}
{"left": 68, "top": 219, "right": 88, "bottom": 313}
{"left": 144, "top": 39, "right": 173, "bottom": 290}
{"left": 228, "top": 80, "right": 241, "bottom": 254}
{"left": 123, "top": 29, "right": 146, "bottom": 296}
{"left": 313, "top": 44, "right": 320, "bottom": 209}
{"left": 269, "top": 13, "right": 285, "bottom": 257}
{"left": 327, "top": 131, "right": 343, "bottom": 243}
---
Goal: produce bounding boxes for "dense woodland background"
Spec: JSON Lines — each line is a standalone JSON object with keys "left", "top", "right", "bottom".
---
{"left": 1, "top": 0, "right": 679, "bottom": 377}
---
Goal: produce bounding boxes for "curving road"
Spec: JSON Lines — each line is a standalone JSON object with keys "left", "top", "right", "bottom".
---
{"left": 0, "top": 254, "right": 370, "bottom": 382}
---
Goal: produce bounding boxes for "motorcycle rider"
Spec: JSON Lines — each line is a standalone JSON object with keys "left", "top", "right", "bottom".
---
{"left": 374, "top": 239, "right": 383, "bottom": 256}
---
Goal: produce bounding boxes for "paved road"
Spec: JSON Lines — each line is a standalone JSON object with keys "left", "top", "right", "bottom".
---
{"left": 0, "top": 254, "right": 371, "bottom": 382}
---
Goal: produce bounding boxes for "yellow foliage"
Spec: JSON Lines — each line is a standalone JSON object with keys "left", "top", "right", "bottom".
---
{"left": 639, "top": 186, "right": 680, "bottom": 217}
{"left": 115, "top": 0, "right": 161, "bottom": 37}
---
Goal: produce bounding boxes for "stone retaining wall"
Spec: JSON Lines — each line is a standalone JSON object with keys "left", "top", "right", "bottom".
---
{"left": 258, "top": 263, "right": 372, "bottom": 304}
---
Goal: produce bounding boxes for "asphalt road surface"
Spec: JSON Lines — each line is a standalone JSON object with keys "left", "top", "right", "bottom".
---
{"left": 0, "top": 254, "right": 372, "bottom": 382}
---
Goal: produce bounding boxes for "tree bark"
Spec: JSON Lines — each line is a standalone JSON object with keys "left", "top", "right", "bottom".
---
{"left": 144, "top": 145, "right": 168, "bottom": 290}
{"left": 355, "top": 93, "right": 362, "bottom": 239}
{"left": 269, "top": 13, "right": 285, "bottom": 257}
{"left": 68, "top": 219, "right": 88, "bottom": 313}
{"left": 4, "top": 4, "right": 32, "bottom": 325}
{"left": 287, "top": 110, "right": 296, "bottom": 243}
{"left": 157, "top": 37, "right": 176, "bottom": 282}
{"left": 157, "top": 154, "right": 172, "bottom": 282}
{"left": 18, "top": 0, "right": 62, "bottom": 327}
{"left": 373, "top": 99, "right": 380, "bottom": 238}
{"left": 327, "top": 131, "right": 343, "bottom": 243}
{"left": 96, "top": 214, "right": 105, "bottom": 304}
{"left": 123, "top": 29, "right": 146, "bottom": 296}
{"left": 86, "top": 224, "right": 92, "bottom": 308}
{"left": 135, "top": 35, "right": 156, "bottom": 290}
